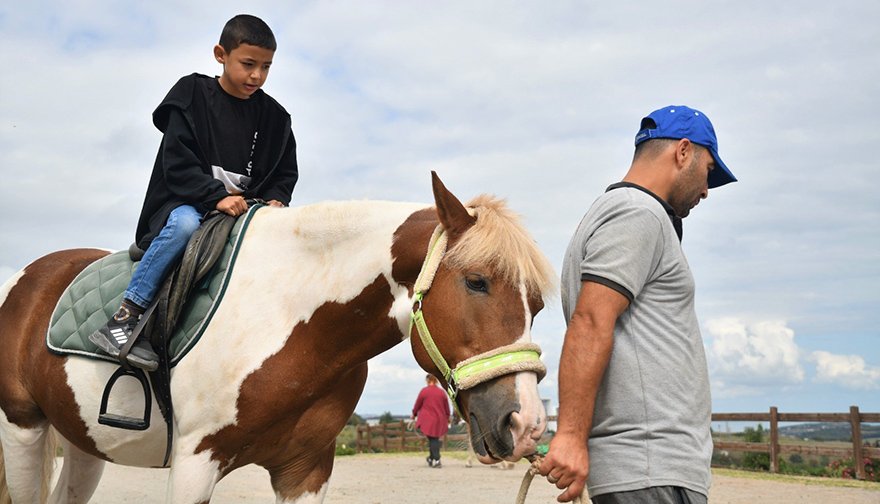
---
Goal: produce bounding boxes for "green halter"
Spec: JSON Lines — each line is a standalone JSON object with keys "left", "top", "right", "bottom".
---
{"left": 408, "top": 226, "right": 547, "bottom": 412}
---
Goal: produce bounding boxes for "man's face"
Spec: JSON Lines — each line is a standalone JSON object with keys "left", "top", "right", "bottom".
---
{"left": 215, "top": 43, "right": 274, "bottom": 99}
{"left": 670, "top": 145, "right": 714, "bottom": 218}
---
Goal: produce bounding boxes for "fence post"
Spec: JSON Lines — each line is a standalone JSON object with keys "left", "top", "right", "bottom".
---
{"left": 401, "top": 420, "right": 406, "bottom": 452}
{"left": 850, "top": 406, "right": 865, "bottom": 480}
{"left": 357, "top": 425, "right": 363, "bottom": 454}
{"left": 770, "top": 406, "right": 779, "bottom": 474}
{"left": 382, "top": 423, "right": 388, "bottom": 452}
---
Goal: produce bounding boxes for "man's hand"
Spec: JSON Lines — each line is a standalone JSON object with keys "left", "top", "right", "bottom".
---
{"left": 266, "top": 199, "right": 285, "bottom": 208}
{"left": 216, "top": 195, "right": 247, "bottom": 216}
{"left": 539, "top": 434, "right": 589, "bottom": 502}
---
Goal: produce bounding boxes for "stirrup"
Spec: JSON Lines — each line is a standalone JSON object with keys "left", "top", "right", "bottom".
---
{"left": 98, "top": 366, "right": 151, "bottom": 430}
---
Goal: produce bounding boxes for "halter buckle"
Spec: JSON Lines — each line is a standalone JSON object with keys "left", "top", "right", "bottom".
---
{"left": 446, "top": 372, "right": 460, "bottom": 400}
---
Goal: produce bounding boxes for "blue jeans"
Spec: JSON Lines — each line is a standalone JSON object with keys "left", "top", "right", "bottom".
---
{"left": 125, "top": 205, "right": 204, "bottom": 308}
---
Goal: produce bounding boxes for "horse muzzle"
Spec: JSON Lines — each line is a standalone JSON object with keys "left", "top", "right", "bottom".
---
{"left": 465, "top": 372, "right": 546, "bottom": 463}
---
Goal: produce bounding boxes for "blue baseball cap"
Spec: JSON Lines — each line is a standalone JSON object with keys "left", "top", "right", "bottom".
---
{"left": 634, "top": 105, "right": 737, "bottom": 188}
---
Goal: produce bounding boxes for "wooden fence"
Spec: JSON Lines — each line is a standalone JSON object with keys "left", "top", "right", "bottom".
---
{"left": 356, "top": 420, "right": 470, "bottom": 453}
{"left": 358, "top": 407, "right": 879, "bottom": 480}
{"left": 712, "top": 406, "right": 880, "bottom": 480}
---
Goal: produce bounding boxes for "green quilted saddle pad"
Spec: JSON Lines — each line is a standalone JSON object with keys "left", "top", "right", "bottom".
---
{"left": 46, "top": 206, "right": 262, "bottom": 366}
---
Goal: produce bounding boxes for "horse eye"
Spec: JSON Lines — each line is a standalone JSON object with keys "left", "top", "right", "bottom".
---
{"left": 465, "top": 276, "right": 488, "bottom": 293}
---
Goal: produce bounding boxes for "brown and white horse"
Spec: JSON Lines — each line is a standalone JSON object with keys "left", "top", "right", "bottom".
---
{"left": 0, "top": 173, "right": 555, "bottom": 504}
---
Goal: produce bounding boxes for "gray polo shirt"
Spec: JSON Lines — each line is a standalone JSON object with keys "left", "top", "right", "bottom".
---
{"left": 561, "top": 183, "right": 712, "bottom": 499}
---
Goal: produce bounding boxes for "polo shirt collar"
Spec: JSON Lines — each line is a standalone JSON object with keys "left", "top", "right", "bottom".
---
{"left": 606, "top": 182, "right": 683, "bottom": 242}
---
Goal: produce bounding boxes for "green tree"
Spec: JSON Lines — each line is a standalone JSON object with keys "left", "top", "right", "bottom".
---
{"left": 347, "top": 413, "right": 365, "bottom": 426}
{"left": 379, "top": 411, "right": 395, "bottom": 424}
{"left": 743, "top": 424, "right": 764, "bottom": 443}
{"left": 742, "top": 425, "right": 770, "bottom": 471}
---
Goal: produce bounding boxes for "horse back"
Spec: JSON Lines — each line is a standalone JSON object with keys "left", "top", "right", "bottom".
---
{"left": 0, "top": 248, "right": 109, "bottom": 427}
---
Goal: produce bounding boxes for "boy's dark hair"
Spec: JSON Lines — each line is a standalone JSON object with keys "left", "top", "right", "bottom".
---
{"left": 219, "top": 14, "right": 277, "bottom": 53}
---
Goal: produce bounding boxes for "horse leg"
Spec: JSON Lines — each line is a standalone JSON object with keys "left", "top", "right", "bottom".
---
{"left": 0, "top": 415, "right": 52, "bottom": 504}
{"left": 266, "top": 443, "right": 334, "bottom": 504}
{"left": 166, "top": 451, "right": 221, "bottom": 504}
{"left": 47, "top": 437, "right": 105, "bottom": 504}
{"left": 466, "top": 438, "right": 476, "bottom": 467}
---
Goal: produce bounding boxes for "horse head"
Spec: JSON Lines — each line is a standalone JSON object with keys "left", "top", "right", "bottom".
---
{"left": 407, "top": 172, "right": 556, "bottom": 464}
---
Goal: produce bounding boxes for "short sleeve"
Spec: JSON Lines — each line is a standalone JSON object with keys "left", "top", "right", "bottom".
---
{"left": 580, "top": 205, "right": 665, "bottom": 302}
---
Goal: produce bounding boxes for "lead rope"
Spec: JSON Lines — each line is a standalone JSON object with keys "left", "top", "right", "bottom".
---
{"left": 515, "top": 455, "right": 585, "bottom": 504}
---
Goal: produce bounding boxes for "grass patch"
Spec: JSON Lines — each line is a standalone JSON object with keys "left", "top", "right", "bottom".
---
{"left": 712, "top": 468, "right": 880, "bottom": 490}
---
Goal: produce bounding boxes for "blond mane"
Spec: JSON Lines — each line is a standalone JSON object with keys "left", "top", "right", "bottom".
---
{"left": 445, "top": 194, "right": 557, "bottom": 300}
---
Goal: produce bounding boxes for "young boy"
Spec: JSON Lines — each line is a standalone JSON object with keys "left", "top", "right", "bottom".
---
{"left": 90, "top": 14, "right": 298, "bottom": 371}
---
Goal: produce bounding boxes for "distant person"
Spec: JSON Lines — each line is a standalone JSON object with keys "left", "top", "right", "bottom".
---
{"left": 540, "top": 106, "right": 737, "bottom": 503}
{"left": 89, "top": 14, "right": 298, "bottom": 370}
{"left": 411, "top": 374, "right": 451, "bottom": 468}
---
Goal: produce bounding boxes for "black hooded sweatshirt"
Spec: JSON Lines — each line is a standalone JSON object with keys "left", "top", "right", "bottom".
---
{"left": 135, "top": 73, "right": 298, "bottom": 249}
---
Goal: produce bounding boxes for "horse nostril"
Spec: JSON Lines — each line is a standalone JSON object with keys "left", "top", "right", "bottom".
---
{"left": 508, "top": 410, "right": 521, "bottom": 426}
{"left": 501, "top": 409, "right": 519, "bottom": 433}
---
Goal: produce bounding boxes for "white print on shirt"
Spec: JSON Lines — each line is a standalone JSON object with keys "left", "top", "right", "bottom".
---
{"left": 211, "top": 165, "right": 252, "bottom": 195}
{"left": 246, "top": 131, "right": 258, "bottom": 176}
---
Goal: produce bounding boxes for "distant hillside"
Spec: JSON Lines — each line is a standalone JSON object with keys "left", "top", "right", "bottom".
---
{"left": 779, "top": 422, "right": 880, "bottom": 442}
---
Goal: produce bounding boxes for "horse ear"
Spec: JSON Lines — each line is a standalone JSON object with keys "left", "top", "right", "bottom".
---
{"left": 432, "top": 171, "right": 476, "bottom": 237}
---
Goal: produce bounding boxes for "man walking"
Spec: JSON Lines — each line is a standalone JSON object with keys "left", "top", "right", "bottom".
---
{"left": 540, "top": 106, "right": 737, "bottom": 503}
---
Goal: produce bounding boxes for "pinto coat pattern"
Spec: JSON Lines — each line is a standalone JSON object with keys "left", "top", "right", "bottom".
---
{"left": 0, "top": 174, "right": 555, "bottom": 504}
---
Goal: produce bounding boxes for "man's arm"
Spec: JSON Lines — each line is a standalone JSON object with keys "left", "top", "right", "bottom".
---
{"left": 539, "top": 280, "right": 629, "bottom": 503}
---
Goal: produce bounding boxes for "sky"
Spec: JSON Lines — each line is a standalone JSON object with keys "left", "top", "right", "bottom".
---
{"left": 1, "top": 1, "right": 878, "bottom": 420}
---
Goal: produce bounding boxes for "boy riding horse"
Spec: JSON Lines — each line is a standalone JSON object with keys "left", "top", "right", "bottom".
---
{"left": 90, "top": 15, "right": 299, "bottom": 370}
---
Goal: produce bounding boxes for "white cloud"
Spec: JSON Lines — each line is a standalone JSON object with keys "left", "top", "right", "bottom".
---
{"left": 705, "top": 318, "right": 805, "bottom": 390}
{"left": 811, "top": 351, "right": 880, "bottom": 391}
{"left": 705, "top": 319, "right": 880, "bottom": 400}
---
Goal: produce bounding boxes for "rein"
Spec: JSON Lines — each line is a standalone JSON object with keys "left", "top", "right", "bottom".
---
{"left": 408, "top": 225, "right": 547, "bottom": 412}
{"left": 516, "top": 455, "right": 586, "bottom": 504}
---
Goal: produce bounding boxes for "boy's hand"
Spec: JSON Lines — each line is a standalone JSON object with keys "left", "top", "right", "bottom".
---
{"left": 216, "top": 195, "right": 247, "bottom": 216}
{"left": 266, "top": 199, "right": 285, "bottom": 207}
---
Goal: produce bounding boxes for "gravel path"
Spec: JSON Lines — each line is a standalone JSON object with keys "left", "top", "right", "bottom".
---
{"left": 77, "top": 454, "right": 880, "bottom": 503}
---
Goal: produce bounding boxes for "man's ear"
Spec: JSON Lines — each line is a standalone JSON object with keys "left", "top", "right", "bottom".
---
{"left": 675, "top": 138, "right": 692, "bottom": 170}
{"left": 213, "top": 45, "right": 227, "bottom": 64}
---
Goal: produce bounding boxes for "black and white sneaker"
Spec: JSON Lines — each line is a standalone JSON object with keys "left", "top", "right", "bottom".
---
{"left": 88, "top": 308, "right": 159, "bottom": 371}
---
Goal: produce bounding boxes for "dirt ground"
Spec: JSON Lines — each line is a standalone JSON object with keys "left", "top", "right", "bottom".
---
{"left": 77, "top": 453, "right": 880, "bottom": 504}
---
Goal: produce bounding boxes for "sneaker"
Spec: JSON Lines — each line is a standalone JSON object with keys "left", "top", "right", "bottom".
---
{"left": 433, "top": 460, "right": 442, "bottom": 469}
{"left": 88, "top": 309, "right": 159, "bottom": 371}
{"left": 426, "top": 457, "right": 433, "bottom": 467}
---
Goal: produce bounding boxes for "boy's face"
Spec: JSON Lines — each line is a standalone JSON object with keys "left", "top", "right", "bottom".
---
{"left": 214, "top": 43, "right": 275, "bottom": 99}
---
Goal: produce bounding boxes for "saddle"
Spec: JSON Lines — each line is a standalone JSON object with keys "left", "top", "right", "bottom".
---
{"left": 113, "top": 209, "right": 240, "bottom": 465}
{"left": 47, "top": 203, "right": 265, "bottom": 466}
